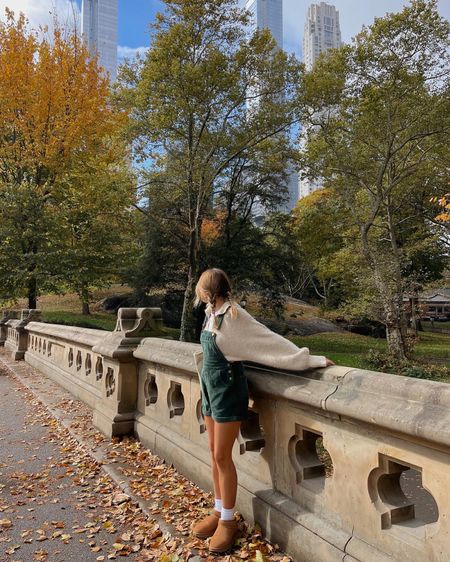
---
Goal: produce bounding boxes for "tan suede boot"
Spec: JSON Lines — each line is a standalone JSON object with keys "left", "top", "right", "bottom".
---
{"left": 209, "top": 518, "right": 239, "bottom": 553}
{"left": 191, "top": 509, "right": 221, "bottom": 539}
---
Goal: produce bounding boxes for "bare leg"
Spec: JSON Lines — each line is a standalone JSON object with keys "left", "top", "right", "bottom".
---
{"left": 213, "top": 421, "right": 241, "bottom": 509}
{"left": 204, "top": 415, "right": 221, "bottom": 501}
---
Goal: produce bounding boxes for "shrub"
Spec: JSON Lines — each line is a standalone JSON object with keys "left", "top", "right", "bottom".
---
{"left": 365, "top": 349, "right": 448, "bottom": 380}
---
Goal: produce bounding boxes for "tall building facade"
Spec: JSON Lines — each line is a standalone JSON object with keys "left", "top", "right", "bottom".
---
{"left": 245, "top": 0, "right": 283, "bottom": 48}
{"left": 246, "top": 0, "right": 300, "bottom": 217}
{"left": 303, "top": 2, "right": 342, "bottom": 71}
{"left": 300, "top": 2, "right": 342, "bottom": 199}
{"left": 82, "top": 0, "right": 118, "bottom": 81}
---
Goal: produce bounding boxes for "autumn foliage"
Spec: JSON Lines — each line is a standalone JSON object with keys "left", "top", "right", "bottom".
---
{"left": 0, "top": 10, "right": 134, "bottom": 310}
{"left": 431, "top": 185, "right": 450, "bottom": 222}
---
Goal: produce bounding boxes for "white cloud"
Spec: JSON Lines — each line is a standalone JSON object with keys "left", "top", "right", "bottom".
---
{"left": 0, "top": 0, "right": 80, "bottom": 33}
{"left": 117, "top": 44, "right": 148, "bottom": 64}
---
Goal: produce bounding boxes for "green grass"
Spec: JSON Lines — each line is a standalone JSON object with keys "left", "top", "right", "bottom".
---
{"left": 42, "top": 311, "right": 117, "bottom": 331}
{"left": 289, "top": 331, "right": 450, "bottom": 371}
{"left": 5, "top": 286, "right": 448, "bottom": 373}
{"left": 410, "top": 332, "right": 450, "bottom": 361}
{"left": 42, "top": 310, "right": 181, "bottom": 339}
{"left": 290, "top": 332, "right": 384, "bottom": 369}
{"left": 422, "top": 320, "right": 450, "bottom": 330}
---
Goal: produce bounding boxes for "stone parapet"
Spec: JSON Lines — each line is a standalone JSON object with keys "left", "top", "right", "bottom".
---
{"left": 12, "top": 311, "right": 450, "bottom": 562}
{"left": 5, "top": 309, "right": 42, "bottom": 359}
{"left": 24, "top": 308, "right": 163, "bottom": 438}
{"left": 0, "top": 310, "right": 19, "bottom": 346}
{"left": 132, "top": 338, "right": 449, "bottom": 562}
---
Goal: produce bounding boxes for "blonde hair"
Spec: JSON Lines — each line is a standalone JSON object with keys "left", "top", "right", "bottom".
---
{"left": 195, "top": 268, "right": 238, "bottom": 327}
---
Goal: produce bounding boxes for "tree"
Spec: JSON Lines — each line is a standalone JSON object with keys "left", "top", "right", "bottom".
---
{"left": 291, "top": 189, "right": 352, "bottom": 308}
{"left": 298, "top": 0, "right": 450, "bottom": 360}
{"left": 0, "top": 10, "right": 128, "bottom": 308}
{"left": 117, "top": 0, "right": 301, "bottom": 341}
{"left": 54, "top": 143, "right": 138, "bottom": 314}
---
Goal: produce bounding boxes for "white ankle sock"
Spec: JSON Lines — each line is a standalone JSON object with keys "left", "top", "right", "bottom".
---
{"left": 214, "top": 498, "right": 223, "bottom": 511}
{"left": 221, "top": 506, "right": 235, "bottom": 521}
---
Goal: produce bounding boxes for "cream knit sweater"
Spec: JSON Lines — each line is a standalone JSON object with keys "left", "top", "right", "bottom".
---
{"left": 199, "top": 301, "right": 327, "bottom": 371}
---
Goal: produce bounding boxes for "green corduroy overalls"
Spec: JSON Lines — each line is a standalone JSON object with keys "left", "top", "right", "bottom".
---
{"left": 200, "top": 305, "right": 249, "bottom": 423}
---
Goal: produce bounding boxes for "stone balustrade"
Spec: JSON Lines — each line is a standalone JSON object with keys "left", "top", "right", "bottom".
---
{"left": 1, "top": 306, "right": 449, "bottom": 562}
{"left": 4, "top": 309, "right": 42, "bottom": 359}
{"left": 0, "top": 310, "right": 19, "bottom": 346}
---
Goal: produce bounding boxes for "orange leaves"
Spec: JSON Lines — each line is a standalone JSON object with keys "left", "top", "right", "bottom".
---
{"left": 434, "top": 193, "right": 450, "bottom": 222}
{"left": 201, "top": 210, "right": 227, "bottom": 245}
{"left": 0, "top": 10, "right": 122, "bottom": 177}
{"left": 431, "top": 189, "right": 450, "bottom": 223}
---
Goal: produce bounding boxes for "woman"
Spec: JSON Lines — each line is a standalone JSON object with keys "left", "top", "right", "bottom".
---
{"left": 191, "top": 268, "right": 334, "bottom": 553}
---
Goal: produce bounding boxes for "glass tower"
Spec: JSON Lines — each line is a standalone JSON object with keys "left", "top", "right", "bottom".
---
{"left": 245, "top": 0, "right": 283, "bottom": 48}
{"left": 82, "top": 0, "right": 118, "bottom": 81}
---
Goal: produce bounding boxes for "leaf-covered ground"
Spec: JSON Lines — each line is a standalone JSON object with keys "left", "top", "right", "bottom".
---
{"left": 0, "top": 349, "right": 292, "bottom": 562}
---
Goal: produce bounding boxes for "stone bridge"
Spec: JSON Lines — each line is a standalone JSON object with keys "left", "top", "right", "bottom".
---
{"left": 0, "top": 307, "right": 448, "bottom": 562}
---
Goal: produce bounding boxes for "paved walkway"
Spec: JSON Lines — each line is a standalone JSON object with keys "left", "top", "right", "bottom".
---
{"left": 0, "top": 350, "right": 290, "bottom": 562}
{"left": 0, "top": 371, "right": 151, "bottom": 562}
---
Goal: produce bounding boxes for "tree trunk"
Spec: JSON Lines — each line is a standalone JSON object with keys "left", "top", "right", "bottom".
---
{"left": 27, "top": 275, "right": 37, "bottom": 310}
{"left": 378, "top": 285, "right": 408, "bottom": 362}
{"left": 385, "top": 323, "right": 407, "bottom": 362}
{"left": 360, "top": 223, "right": 407, "bottom": 361}
{"left": 180, "top": 225, "right": 201, "bottom": 342}
{"left": 80, "top": 283, "right": 91, "bottom": 315}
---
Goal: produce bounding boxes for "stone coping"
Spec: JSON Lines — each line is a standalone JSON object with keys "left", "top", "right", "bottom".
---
{"left": 134, "top": 337, "right": 201, "bottom": 372}
{"left": 26, "top": 321, "right": 107, "bottom": 348}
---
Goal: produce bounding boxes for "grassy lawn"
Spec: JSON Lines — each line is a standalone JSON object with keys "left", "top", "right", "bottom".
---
{"left": 290, "top": 332, "right": 384, "bottom": 370}
{"left": 290, "top": 331, "right": 450, "bottom": 373}
{"left": 42, "top": 310, "right": 180, "bottom": 339}
{"left": 2, "top": 285, "right": 180, "bottom": 339}
{"left": 42, "top": 311, "right": 117, "bottom": 331}
{"left": 421, "top": 320, "right": 450, "bottom": 331}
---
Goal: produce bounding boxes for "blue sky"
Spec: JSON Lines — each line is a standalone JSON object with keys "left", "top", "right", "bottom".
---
{"left": 1, "top": 0, "right": 449, "bottom": 62}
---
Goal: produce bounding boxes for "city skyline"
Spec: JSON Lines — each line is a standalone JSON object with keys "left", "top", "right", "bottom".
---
{"left": 1, "top": 1, "right": 449, "bottom": 65}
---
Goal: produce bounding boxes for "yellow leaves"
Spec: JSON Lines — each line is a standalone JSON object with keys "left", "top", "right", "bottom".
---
{"left": 0, "top": 11, "right": 123, "bottom": 174}
{"left": 0, "top": 517, "right": 12, "bottom": 528}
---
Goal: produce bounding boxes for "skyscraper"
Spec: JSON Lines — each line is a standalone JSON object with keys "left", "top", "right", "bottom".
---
{"left": 245, "top": 0, "right": 283, "bottom": 48}
{"left": 82, "top": 0, "right": 118, "bottom": 81}
{"left": 245, "top": 0, "right": 300, "bottom": 216}
{"left": 303, "top": 2, "right": 342, "bottom": 71}
{"left": 299, "top": 2, "right": 342, "bottom": 199}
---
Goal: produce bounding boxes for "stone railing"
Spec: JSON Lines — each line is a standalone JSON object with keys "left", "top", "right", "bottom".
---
{"left": 4, "top": 309, "right": 42, "bottom": 359}
{"left": 133, "top": 338, "right": 449, "bottom": 562}
{"left": 1, "top": 306, "right": 449, "bottom": 562}
{"left": 0, "top": 310, "right": 19, "bottom": 346}
{"left": 23, "top": 308, "right": 162, "bottom": 436}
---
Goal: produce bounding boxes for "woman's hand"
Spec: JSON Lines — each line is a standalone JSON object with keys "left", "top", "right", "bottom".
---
{"left": 325, "top": 358, "right": 335, "bottom": 366}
